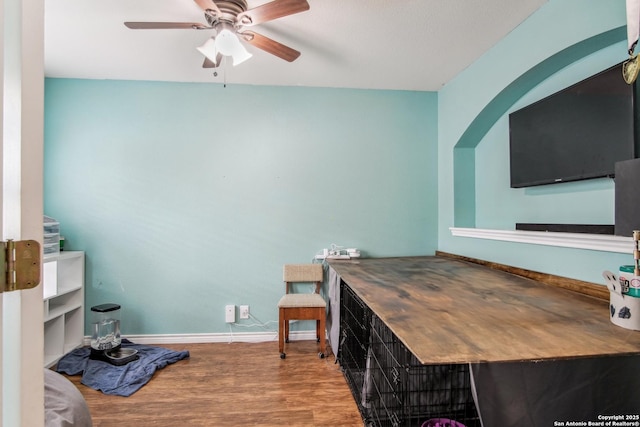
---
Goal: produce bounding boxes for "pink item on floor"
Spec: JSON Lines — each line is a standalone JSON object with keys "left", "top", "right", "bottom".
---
{"left": 421, "top": 418, "right": 466, "bottom": 427}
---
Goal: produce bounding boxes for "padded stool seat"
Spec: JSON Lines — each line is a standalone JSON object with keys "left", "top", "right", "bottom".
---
{"left": 278, "top": 293, "right": 326, "bottom": 308}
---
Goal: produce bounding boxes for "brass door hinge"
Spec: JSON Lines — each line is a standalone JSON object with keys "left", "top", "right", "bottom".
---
{"left": 0, "top": 240, "right": 41, "bottom": 292}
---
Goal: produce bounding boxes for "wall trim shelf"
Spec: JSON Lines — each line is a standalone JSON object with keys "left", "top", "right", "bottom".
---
{"left": 449, "top": 227, "right": 633, "bottom": 254}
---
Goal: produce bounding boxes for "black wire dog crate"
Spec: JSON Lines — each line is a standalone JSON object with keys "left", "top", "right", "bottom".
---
{"left": 339, "top": 281, "right": 480, "bottom": 427}
{"left": 339, "top": 280, "right": 372, "bottom": 410}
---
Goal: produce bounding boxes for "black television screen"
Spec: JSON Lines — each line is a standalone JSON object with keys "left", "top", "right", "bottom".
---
{"left": 509, "top": 62, "right": 638, "bottom": 188}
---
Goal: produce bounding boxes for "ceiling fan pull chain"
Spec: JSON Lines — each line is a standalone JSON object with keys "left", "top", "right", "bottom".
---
{"left": 224, "top": 57, "right": 227, "bottom": 88}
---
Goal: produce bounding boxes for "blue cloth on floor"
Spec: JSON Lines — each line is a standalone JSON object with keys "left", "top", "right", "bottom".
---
{"left": 56, "top": 339, "right": 189, "bottom": 397}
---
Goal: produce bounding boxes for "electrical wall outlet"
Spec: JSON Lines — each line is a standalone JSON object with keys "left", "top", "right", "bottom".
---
{"left": 240, "top": 305, "right": 250, "bottom": 319}
{"left": 225, "top": 304, "right": 235, "bottom": 323}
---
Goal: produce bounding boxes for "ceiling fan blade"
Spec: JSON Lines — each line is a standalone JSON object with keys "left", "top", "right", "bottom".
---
{"left": 202, "top": 53, "right": 223, "bottom": 68}
{"left": 194, "top": 0, "right": 222, "bottom": 16}
{"left": 237, "top": 0, "right": 309, "bottom": 26}
{"left": 239, "top": 31, "right": 300, "bottom": 62}
{"left": 124, "top": 22, "right": 210, "bottom": 30}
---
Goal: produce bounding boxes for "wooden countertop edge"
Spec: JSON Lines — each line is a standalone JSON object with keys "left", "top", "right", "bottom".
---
{"left": 435, "top": 251, "right": 609, "bottom": 301}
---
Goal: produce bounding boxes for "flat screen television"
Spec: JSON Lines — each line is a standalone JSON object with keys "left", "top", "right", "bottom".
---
{"left": 509, "top": 62, "right": 639, "bottom": 188}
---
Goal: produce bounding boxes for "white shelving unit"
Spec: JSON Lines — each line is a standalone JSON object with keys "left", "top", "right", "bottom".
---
{"left": 43, "top": 251, "right": 85, "bottom": 368}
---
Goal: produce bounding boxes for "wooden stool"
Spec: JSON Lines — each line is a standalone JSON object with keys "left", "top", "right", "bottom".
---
{"left": 278, "top": 264, "right": 326, "bottom": 359}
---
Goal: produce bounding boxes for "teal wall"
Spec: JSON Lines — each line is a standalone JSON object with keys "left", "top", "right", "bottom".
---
{"left": 44, "top": 81, "right": 438, "bottom": 335}
{"left": 439, "top": 0, "right": 633, "bottom": 281}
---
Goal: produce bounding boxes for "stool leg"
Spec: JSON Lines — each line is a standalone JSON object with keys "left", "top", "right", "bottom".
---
{"left": 284, "top": 317, "right": 290, "bottom": 343}
{"left": 319, "top": 310, "right": 326, "bottom": 358}
{"left": 278, "top": 308, "right": 285, "bottom": 358}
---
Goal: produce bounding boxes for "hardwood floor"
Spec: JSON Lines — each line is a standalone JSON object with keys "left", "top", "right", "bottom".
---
{"left": 59, "top": 340, "right": 364, "bottom": 426}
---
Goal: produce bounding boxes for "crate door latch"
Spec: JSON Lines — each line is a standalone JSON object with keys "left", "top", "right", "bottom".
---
{"left": 0, "top": 240, "right": 41, "bottom": 292}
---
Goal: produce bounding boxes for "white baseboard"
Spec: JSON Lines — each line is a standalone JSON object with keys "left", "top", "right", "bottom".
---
{"left": 83, "top": 330, "right": 319, "bottom": 346}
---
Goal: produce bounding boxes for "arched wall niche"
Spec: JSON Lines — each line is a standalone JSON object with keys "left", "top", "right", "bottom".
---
{"left": 453, "top": 26, "right": 627, "bottom": 228}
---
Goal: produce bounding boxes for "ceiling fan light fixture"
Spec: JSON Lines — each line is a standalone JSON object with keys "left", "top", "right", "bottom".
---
{"left": 216, "top": 29, "right": 252, "bottom": 66}
{"left": 196, "top": 30, "right": 252, "bottom": 67}
{"left": 196, "top": 37, "right": 218, "bottom": 61}
{"left": 230, "top": 45, "right": 252, "bottom": 66}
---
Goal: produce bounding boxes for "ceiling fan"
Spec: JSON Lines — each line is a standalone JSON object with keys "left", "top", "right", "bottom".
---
{"left": 124, "top": 0, "right": 310, "bottom": 68}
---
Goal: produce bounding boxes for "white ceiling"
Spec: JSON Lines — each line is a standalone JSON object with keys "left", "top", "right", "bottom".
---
{"left": 44, "top": 0, "right": 546, "bottom": 92}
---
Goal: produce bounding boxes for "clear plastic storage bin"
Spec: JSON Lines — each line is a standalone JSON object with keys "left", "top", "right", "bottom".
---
{"left": 43, "top": 215, "right": 60, "bottom": 257}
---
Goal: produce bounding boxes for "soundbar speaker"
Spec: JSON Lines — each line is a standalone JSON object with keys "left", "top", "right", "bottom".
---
{"left": 615, "top": 158, "right": 640, "bottom": 237}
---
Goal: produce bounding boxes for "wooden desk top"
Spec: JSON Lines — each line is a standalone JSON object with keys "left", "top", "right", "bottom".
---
{"left": 328, "top": 256, "right": 640, "bottom": 365}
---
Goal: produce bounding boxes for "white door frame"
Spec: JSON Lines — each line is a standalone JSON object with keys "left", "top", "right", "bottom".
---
{"left": 1, "top": 0, "right": 45, "bottom": 425}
